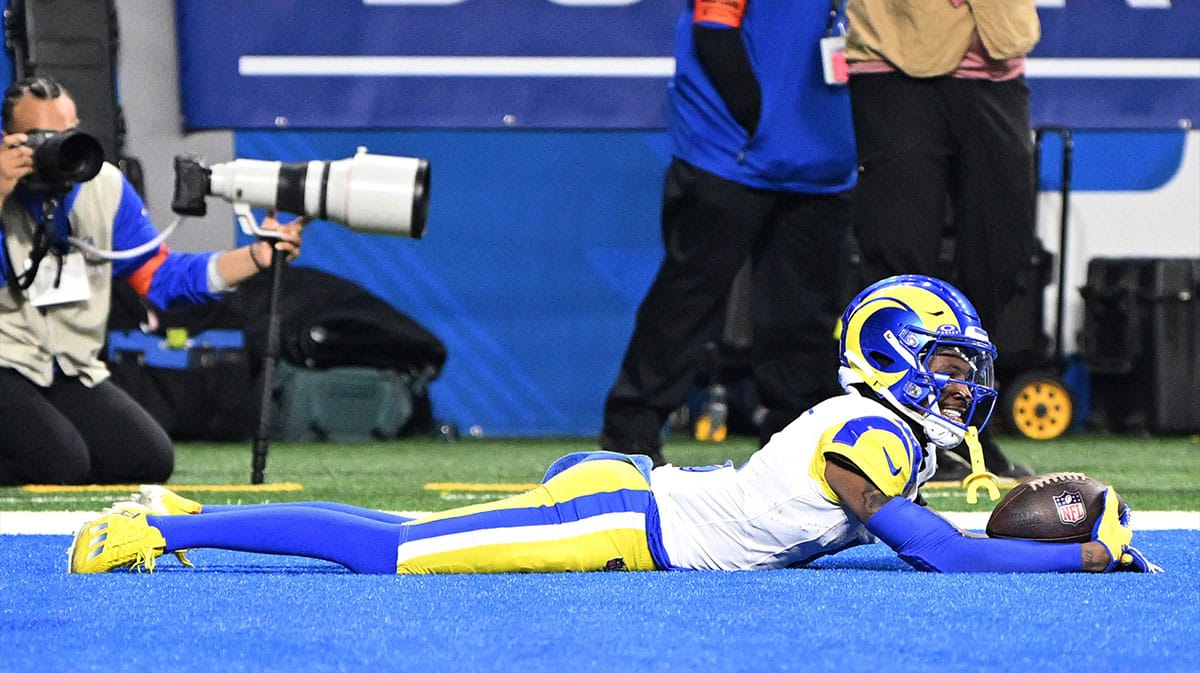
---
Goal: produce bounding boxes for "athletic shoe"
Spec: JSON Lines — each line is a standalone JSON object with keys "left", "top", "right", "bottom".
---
{"left": 931, "top": 450, "right": 972, "bottom": 482}
{"left": 67, "top": 506, "right": 166, "bottom": 574}
{"left": 107, "top": 487, "right": 201, "bottom": 567}
{"left": 994, "top": 461, "right": 1035, "bottom": 480}
{"left": 976, "top": 431, "right": 1035, "bottom": 481}
{"left": 130, "top": 485, "right": 203, "bottom": 515}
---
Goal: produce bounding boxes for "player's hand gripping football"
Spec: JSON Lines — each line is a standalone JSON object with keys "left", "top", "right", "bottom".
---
{"left": 1092, "top": 487, "right": 1162, "bottom": 573}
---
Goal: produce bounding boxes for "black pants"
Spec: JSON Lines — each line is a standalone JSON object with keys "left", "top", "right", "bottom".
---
{"left": 602, "top": 159, "right": 851, "bottom": 451}
{"left": 849, "top": 72, "right": 1037, "bottom": 473}
{"left": 849, "top": 72, "right": 1036, "bottom": 332}
{"left": 0, "top": 367, "right": 174, "bottom": 485}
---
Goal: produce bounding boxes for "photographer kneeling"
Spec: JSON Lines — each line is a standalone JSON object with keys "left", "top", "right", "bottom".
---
{"left": 0, "top": 76, "right": 304, "bottom": 486}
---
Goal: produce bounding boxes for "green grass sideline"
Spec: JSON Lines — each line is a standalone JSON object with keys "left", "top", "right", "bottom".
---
{"left": 1, "top": 434, "right": 1196, "bottom": 513}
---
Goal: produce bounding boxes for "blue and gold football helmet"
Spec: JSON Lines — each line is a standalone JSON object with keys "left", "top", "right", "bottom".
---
{"left": 838, "top": 274, "right": 998, "bottom": 448}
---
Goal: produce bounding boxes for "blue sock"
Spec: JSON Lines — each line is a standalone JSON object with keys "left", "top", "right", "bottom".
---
{"left": 201, "top": 502, "right": 415, "bottom": 523}
{"left": 150, "top": 506, "right": 403, "bottom": 574}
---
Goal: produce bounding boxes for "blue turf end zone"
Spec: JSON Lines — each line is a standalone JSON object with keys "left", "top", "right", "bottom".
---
{"left": 3, "top": 530, "right": 1197, "bottom": 673}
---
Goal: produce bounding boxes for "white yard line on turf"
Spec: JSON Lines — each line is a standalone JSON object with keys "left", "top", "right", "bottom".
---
{"left": 0, "top": 511, "right": 432, "bottom": 535}
{"left": 943, "top": 511, "right": 1199, "bottom": 532}
{"left": 0, "top": 510, "right": 1196, "bottom": 536}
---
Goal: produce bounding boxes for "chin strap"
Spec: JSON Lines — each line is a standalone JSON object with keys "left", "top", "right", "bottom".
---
{"left": 961, "top": 426, "right": 1001, "bottom": 504}
{"left": 920, "top": 408, "right": 963, "bottom": 449}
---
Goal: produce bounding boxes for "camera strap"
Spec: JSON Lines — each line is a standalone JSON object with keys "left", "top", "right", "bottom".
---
{"left": 3, "top": 221, "right": 52, "bottom": 291}
{"left": 2, "top": 196, "right": 63, "bottom": 291}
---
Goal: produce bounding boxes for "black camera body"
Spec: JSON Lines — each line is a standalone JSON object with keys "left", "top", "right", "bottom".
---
{"left": 171, "top": 155, "right": 212, "bottom": 217}
{"left": 20, "top": 128, "right": 105, "bottom": 194}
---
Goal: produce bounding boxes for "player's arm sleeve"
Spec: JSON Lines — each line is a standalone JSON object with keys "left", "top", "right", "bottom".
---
{"left": 866, "top": 497, "right": 1083, "bottom": 573}
{"left": 109, "top": 178, "right": 221, "bottom": 309}
{"left": 691, "top": 0, "right": 761, "bottom": 135}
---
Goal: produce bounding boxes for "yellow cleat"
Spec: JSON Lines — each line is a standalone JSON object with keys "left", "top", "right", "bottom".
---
{"left": 67, "top": 507, "right": 166, "bottom": 574}
{"left": 108, "top": 487, "right": 201, "bottom": 567}
{"left": 106, "top": 517, "right": 195, "bottom": 566}
{"left": 131, "top": 485, "right": 203, "bottom": 515}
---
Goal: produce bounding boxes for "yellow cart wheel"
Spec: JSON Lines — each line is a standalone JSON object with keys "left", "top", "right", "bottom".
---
{"left": 1003, "top": 372, "right": 1074, "bottom": 440}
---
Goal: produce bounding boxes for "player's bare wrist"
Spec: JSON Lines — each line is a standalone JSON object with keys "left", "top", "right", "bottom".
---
{"left": 1081, "top": 541, "right": 1110, "bottom": 572}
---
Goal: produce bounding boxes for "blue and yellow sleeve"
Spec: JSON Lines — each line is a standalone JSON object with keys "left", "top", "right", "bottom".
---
{"left": 810, "top": 415, "right": 921, "bottom": 501}
{"left": 867, "top": 498, "right": 1083, "bottom": 573}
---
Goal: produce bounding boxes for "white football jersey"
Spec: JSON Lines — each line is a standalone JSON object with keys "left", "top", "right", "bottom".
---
{"left": 651, "top": 392, "right": 937, "bottom": 570}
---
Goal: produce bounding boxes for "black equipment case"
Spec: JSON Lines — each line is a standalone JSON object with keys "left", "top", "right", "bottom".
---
{"left": 236, "top": 267, "right": 446, "bottom": 442}
{"left": 270, "top": 362, "right": 424, "bottom": 442}
{"left": 105, "top": 283, "right": 259, "bottom": 440}
{"left": 1081, "top": 257, "right": 1200, "bottom": 434}
{"left": 105, "top": 267, "right": 446, "bottom": 442}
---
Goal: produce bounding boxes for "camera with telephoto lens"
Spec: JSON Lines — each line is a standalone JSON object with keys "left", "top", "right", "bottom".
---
{"left": 19, "top": 128, "right": 105, "bottom": 194}
{"left": 172, "top": 148, "right": 430, "bottom": 239}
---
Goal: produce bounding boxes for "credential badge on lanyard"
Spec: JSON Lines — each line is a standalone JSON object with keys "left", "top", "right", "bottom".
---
{"left": 820, "top": 0, "right": 848, "bottom": 86}
{"left": 28, "top": 250, "right": 90, "bottom": 307}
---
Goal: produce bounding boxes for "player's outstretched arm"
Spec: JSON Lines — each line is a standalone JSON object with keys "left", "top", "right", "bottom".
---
{"left": 825, "top": 461, "right": 1108, "bottom": 573}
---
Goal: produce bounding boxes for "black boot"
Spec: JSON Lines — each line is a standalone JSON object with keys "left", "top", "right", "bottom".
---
{"left": 599, "top": 432, "right": 666, "bottom": 468}
{"left": 931, "top": 450, "right": 972, "bottom": 482}
{"left": 950, "top": 426, "right": 1033, "bottom": 479}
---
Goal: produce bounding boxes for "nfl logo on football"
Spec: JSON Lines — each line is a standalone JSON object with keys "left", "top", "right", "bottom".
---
{"left": 1053, "top": 490, "right": 1087, "bottom": 526}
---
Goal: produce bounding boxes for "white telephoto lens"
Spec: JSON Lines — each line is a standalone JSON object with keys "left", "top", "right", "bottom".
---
{"left": 323, "top": 152, "right": 429, "bottom": 238}
{"left": 208, "top": 159, "right": 284, "bottom": 209}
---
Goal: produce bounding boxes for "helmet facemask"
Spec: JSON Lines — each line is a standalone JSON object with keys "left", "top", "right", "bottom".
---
{"left": 906, "top": 338, "right": 998, "bottom": 447}
{"left": 838, "top": 275, "right": 999, "bottom": 448}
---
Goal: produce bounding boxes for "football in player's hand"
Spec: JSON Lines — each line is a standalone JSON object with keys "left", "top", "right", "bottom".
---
{"left": 986, "top": 472, "right": 1120, "bottom": 543}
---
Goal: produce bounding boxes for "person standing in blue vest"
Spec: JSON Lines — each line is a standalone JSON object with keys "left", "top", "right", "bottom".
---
{"left": 600, "top": 0, "right": 858, "bottom": 465}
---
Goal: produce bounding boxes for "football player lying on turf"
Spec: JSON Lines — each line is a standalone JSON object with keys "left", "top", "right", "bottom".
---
{"left": 68, "top": 275, "right": 1159, "bottom": 575}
